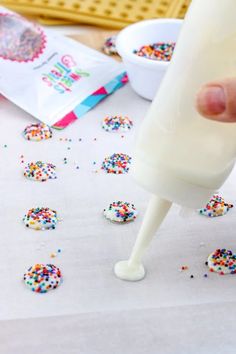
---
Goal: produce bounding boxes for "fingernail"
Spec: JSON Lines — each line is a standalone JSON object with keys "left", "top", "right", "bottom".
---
{"left": 197, "top": 85, "right": 226, "bottom": 116}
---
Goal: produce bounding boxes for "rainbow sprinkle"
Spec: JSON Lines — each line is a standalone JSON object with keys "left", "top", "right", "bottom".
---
{"left": 23, "top": 207, "right": 58, "bottom": 230}
{"left": 23, "top": 264, "right": 62, "bottom": 293}
{"left": 104, "top": 201, "right": 138, "bottom": 223}
{"left": 179, "top": 265, "right": 189, "bottom": 272}
{"left": 134, "top": 42, "right": 175, "bottom": 61}
{"left": 102, "top": 115, "right": 133, "bottom": 132}
{"left": 24, "top": 161, "right": 57, "bottom": 182}
{"left": 207, "top": 249, "right": 236, "bottom": 275}
{"left": 102, "top": 153, "right": 131, "bottom": 174}
{"left": 23, "top": 123, "right": 52, "bottom": 141}
{"left": 199, "top": 195, "right": 233, "bottom": 217}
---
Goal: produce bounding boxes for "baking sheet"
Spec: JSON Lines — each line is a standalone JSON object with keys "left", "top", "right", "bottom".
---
{"left": 1, "top": 83, "right": 236, "bottom": 353}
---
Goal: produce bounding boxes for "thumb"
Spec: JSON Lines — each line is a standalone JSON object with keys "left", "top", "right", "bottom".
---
{"left": 196, "top": 78, "right": 236, "bottom": 122}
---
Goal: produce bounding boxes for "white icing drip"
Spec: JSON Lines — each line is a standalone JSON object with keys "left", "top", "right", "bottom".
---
{"left": 114, "top": 196, "right": 172, "bottom": 281}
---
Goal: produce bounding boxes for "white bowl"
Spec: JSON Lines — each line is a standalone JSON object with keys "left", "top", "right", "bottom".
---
{"left": 116, "top": 19, "right": 183, "bottom": 100}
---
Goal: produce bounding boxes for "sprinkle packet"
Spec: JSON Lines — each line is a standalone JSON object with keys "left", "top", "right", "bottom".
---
{"left": 0, "top": 7, "right": 127, "bottom": 129}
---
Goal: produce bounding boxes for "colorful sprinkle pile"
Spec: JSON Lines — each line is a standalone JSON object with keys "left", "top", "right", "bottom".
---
{"left": 207, "top": 249, "right": 236, "bottom": 275}
{"left": 104, "top": 201, "right": 138, "bottom": 223}
{"left": 23, "top": 123, "right": 52, "bottom": 141}
{"left": 199, "top": 195, "right": 233, "bottom": 217}
{"left": 102, "top": 115, "right": 133, "bottom": 132}
{"left": 0, "top": 14, "right": 46, "bottom": 62}
{"left": 102, "top": 153, "right": 131, "bottom": 174}
{"left": 134, "top": 42, "right": 175, "bottom": 61}
{"left": 23, "top": 264, "right": 62, "bottom": 293}
{"left": 102, "top": 36, "right": 117, "bottom": 56}
{"left": 24, "top": 161, "right": 57, "bottom": 182}
{"left": 23, "top": 207, "right": 58, "bottom": 230}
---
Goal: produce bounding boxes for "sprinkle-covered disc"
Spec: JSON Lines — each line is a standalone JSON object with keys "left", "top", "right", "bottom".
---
{"left": 23, "top": 207, "right": 58, "bottom": 230}
{"left": 23, "top": 264, "right": 62, "bottom": 293}
{"left": 207, "top": 249, "right": 236, "bottom": 275}
{"left": 24, "top": 161, "right": 57, "bottom": 182}
{"left": 102, "top": 36, "right": 117, "bottom": 55}
{"left": 102, "top": 115, "right": 133, "bottom": 132}
{"left": 102, "top": 153, "right": 131, "bottom": 174}
{"left": 104, "top": 201, "right": 138, "bottom": 223}
{"left": 23, "top": 123, "right": 52, "bottom": 141}
{"left": 134, "top": 42, "right": 175, "bottom": 61}
{"left": 199, "top": 195, "right": 233, "bottom": 217}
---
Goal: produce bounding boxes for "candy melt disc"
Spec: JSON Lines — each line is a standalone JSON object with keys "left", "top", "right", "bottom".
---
{"left": 102, "top": 115, "right": 133, "bottom": 132}
{"left": 23, "top": 207, "right": 59, "bottom": 230}
{"left": 199, "top": 195, "right": 233, "bottom": 217}
{"left": 0, "top": 13, "right": 46, "bottom": 62}
{"left": 102, "top": 153, "right": 131, "bottom": 174}
{"left": 207, "top": 249, "right": 236, "bottom": 275}
{"left": 23, "top": 264, "right": 62, "bottom": 293}
{"left": 23, "top": 123, "right": 52, "bottom": 141}
{"left": 104, "top": 201, "right": 138, "bottom": 223}
{"left": 24, "top": 161, "right": 57, "bottom": 182}
{"left": 102, "top": 36, "right": 117, "bottom": 56}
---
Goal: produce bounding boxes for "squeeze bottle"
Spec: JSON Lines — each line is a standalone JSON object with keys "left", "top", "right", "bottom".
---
{"left": 114, "top": 0, "right": 236, "bottom": 281}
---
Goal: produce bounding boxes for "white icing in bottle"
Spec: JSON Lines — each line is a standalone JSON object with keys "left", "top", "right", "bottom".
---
{"left": 114, "top": 0, "right": 236, "bottom": 281}
{"left": 114, "top": 196, "right": 171, "bottom": 281}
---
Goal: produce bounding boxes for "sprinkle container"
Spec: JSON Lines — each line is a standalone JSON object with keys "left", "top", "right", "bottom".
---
{"left": 116, "top": 19, "right": 183, "bottom": 100}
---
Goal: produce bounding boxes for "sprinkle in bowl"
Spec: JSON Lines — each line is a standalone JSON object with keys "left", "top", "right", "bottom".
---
{"left": 116, "top": 19, "right": 183, "bottom": 100}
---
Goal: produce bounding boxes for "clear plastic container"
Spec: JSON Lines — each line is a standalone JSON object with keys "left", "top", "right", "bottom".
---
{"left": 115, "top": 0, "right": 236, "bottom": 281}
{"left": 133, "top": 0, "right": 236, "bottom": 208}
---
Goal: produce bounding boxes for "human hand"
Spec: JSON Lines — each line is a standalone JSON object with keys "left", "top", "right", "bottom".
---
{"left": 196, "top": 79, "right": 236, "bottom": 122}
